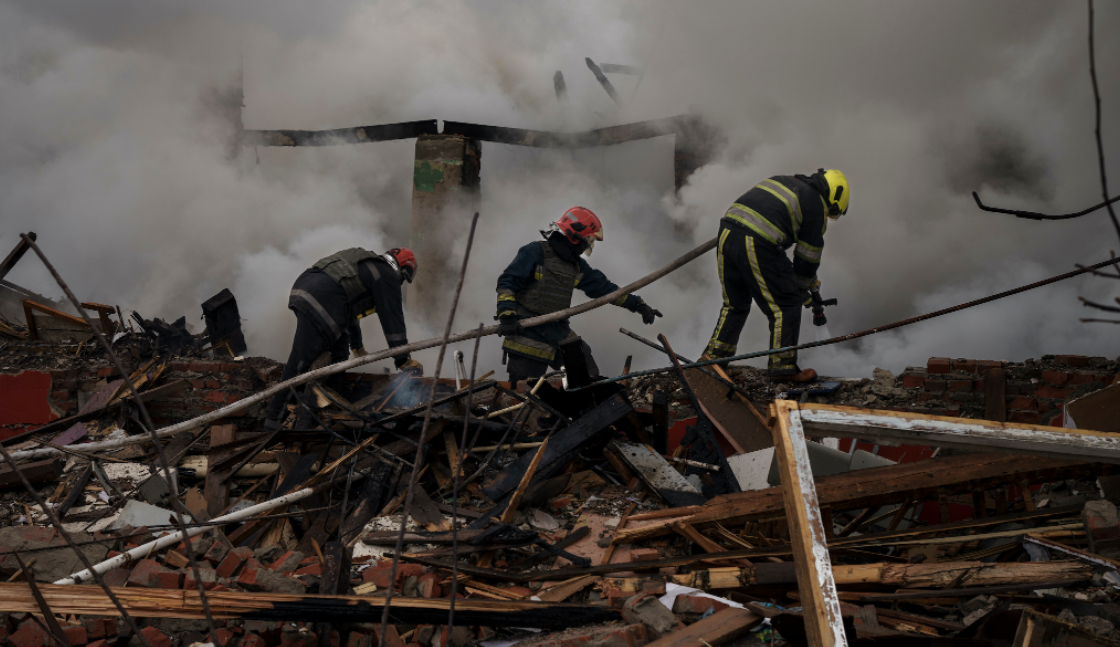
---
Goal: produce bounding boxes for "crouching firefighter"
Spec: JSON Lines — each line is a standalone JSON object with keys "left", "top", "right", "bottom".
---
{"left": 495, "top": 207, "right": 662, "bottom": 386}
{"left": 702, "top": 169, "right": 849, "bottom": 382}
{"left": 264, "top": 247, "right": 423, "bottom": 430}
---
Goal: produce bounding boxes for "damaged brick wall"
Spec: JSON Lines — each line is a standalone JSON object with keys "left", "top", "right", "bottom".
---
{"left": 898, "top": 354, "right": 1116, "bottom": 424}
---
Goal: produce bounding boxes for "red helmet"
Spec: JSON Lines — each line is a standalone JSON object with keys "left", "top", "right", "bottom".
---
{"left": 387, "top": 248, "right": 417, "bottom": 283}
{"left": 556, "top": 207, "right": 604, "bottom": 253}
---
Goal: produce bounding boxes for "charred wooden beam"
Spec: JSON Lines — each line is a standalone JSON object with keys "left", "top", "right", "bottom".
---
{"left": 242, "top": 120, "right": 437, "bottom": 147}
{"left": 0, "top": 233, "right": 35, "bottom": 284}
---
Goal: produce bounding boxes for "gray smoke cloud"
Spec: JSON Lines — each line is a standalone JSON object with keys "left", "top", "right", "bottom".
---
{"left": 0, "top": 0, "right": 1117, "bottom": 381}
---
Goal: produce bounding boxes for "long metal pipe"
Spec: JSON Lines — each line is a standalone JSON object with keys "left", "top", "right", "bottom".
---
{"left": 579, "top": 255, "right": 1120, "bottom": 388}
{"left": 11, "top": 236, "right": 717, "bottom": 463}
{"left": 54, "top": 480, "right": 331, "bottom": 584}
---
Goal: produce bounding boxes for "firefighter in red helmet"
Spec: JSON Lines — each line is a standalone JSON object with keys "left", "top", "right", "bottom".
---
{"left": 495, "top": 207, "right": 662, "bottom": 385}
{"left": 264, "top": 247, "right": 421, "bottom": 430}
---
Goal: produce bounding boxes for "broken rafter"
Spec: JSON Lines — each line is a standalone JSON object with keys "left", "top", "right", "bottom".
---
{"left": 797, "top": 403, "right": 1120, "bottom": 463}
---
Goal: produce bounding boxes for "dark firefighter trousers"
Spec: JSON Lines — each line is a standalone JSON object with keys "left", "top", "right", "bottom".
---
{"left": 506, "top": 340, "right": 600, "bottom": 385}
{"left": 704, "top": 223, "right": 806, "bottom": 373}
{"left": 265, "top": 310, "right": 350, "bottom": 422}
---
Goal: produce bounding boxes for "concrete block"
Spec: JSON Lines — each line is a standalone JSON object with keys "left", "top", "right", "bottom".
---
{"left": 622, "top": 594, "right": 677, "bottom": 635}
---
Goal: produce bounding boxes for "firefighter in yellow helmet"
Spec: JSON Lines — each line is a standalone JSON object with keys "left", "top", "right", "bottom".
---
{"left": 702, "top": 169, "right": 849, "bottom": 382}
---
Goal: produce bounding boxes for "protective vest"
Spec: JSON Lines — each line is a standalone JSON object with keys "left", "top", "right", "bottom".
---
{"left": 722, "top": 176, "right": 812, "bottom": 249}
{"left": 514, "top": 241, "right": 579, "bottom": 316}
{"left": 313, "top": 248, "right": 383, "bottom": 319}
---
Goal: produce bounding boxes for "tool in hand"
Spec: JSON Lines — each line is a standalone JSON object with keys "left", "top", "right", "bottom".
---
{"left": 805, "top": 291, "right": 838, "bottom": 327}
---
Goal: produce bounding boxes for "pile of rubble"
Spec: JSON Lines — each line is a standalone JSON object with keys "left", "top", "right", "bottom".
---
{"left": 5, "top": 262, "right": 1120, "bottom": 646}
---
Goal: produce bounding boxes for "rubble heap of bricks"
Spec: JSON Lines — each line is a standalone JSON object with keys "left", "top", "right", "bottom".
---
{"left": 897, "top": 354, "right": 1117, "bottom": 424}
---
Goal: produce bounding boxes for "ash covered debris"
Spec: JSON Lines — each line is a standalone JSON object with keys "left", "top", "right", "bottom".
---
{"left": 4, "top": 315, "right": 1120, "bottom": 647}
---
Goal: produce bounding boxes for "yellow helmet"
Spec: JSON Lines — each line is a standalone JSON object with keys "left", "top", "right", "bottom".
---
{"left": 820, "top": 168, "right": 849, "bottom": 219}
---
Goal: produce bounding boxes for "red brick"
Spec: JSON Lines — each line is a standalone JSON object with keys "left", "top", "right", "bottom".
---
{"left": 1007, "top": 396, "right": 1037, "bottom": 411}
{"left": 203, "top": 379, "right": 221, "bottom": 389}
{"left": 225, "top": 393, "right": 243, "bottom": 404}
{"left": 630, "top": 548, "right": 660, "bottom": 562}
{"left": 973, "top": 379, "right": 986, "bottom": 392}
{"left": 977, "top": 360, "right": 1003, "bottom": 371}
{"left": 241, "top": 633, "right": 268, "bottom": 647}
{"left": 49, "top": 368, "right": 78, "bottom": 380}
{"left": 372, "top": 626, "right": 404, "bottom": 647}
{"left": 189, "top": 379, "right": 207, "bottom": 389}
{"left": 169, "top": 361, "right": 191, "bottom": 372}
{"left": 947, "top": 379, "right": 972, "bottom": 392}
{"left": 184, "top": 566, "right": 219, "bottom": 591}
{"left": 1009, "top": 411, "right": 1042, "bottom": 425}
{"left": 204, "top": 391, "right": 225, "bottom": 403}
{"left": 214, "top": 629, "right": 237, "bottom": 647}
{"left": 86, "top": 641, "right": 108, "bottom": 647}
{"left": 139, "top": 627, "right": 172, "bottom": 647}
{"left": 221, "top": 362, "right": 241, "bottom": 373}
{"left": 1037, "top": 385, "right": 1075, "bottom": 400}
{"left": 127, "top": 559, "right": 164, "bottom": 588}
{"left": 417, "top": 571, "right": 442, "bottom": 598}
{"left": 901, "top": 374, "right": 925, "bottom": 388}
{"left": 96, "top": 367, "right": 117, "bottom": 378}
{"left": 1070, "top": 372, "right": 1108, "bottom": 386}
{"left": 10, "top": 621, "right": 48, "bottom": 647}
{"left": 533, "top": 624, "right": 649, "bottom": 647}
{"left": 294, "top": 563, "right": 322, "bottom": 576}
{"left": 953, "top": 359, "right": 977, "bottom": 374}
{"left": 83, "top": 619, "right": 114, "bottom": 641}
{"left": 547, "top": 495, "right": 573, "bottom": 512}
{"left": 279, "top": 628, "right": 318, "bottom": 647}
{"left": 217, "top": 547, "right": 253, "bottom": 578}
{"left": 923, "top": 379, "right": 947, "bottom": 392}
{"left": 361, "top": 563, "right": 424, "bottom": 589}
{"left": 672, "top": 594, "right": 730, "bottom": 620}
{"left": 62, "top": 626, "right": 88, "bottom": 646}
{"left": 50, "top": 390, "right": 73, "bottom": 401}
{"left": 1055, "top": 355, "right": 1089, "bottom": 367}
{"left": 927, "top": 358, "right": 951, "bottom": 374}
{"left": 189, "top": 360, "right": 220, "bottom": 373}
{"left": 156, "top": 571, "right": 182, "bottom": 589}
{"left": 1041, "top": 370, "right": 1070, "bottom": 385}
{"left": 268, "top": 551, "right": 305, "bottom": 573}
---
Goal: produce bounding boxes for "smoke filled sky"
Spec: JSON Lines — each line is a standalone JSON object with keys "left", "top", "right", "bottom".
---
{"left": 1, "top": 1, "right": 1117, "bottom": 378}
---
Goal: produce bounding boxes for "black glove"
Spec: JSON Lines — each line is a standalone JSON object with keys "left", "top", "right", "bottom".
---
{"left": 636, "top": 303, "right": 663, "bottom": 325}
{"left": 497, "top": 315, "right": 521, "bottom": 337}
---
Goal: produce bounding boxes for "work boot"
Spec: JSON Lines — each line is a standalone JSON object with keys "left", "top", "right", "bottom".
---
{"left": 767, "top": 367, "right": 818, "bottom": 383}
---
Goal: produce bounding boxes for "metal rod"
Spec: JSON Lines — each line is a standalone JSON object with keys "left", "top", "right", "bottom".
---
{"left": 10, "top": 235, "right": 717, "bottom": 463}
{"left": 380, "top": 212, "right": 479, "bottom": 638}
{"left": 450, "top": 323, "right": 483, "bottom": 629}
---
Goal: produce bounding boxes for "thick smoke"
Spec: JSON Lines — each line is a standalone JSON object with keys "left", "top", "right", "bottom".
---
{"left": 0, "top": 0, "right": 1117, "bottom": 380}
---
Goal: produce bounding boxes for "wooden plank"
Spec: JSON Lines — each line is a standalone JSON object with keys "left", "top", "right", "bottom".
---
{"left": 500, "top": 436, "right": 551, "bottom": 524}
{"left": 686, "top": 364, "right": 773, "bottom": 454}
{"left": 1013, "top": 608, "right": 1118, "bottom": 647}
{"left": 640, "top": 608, "right": 761, "bottom": 647}
{"left": 611, "top": 441, "right": 704, "bottom": 507}
{"left": 482, "top": 394, "right": 633, "bottom": 501}
{"left": 22, "top": 299, "right": 89, "bottom": 340}
{"left": 615, "top": 452, "right": 1110, "bottom": 544}
{"left": 1066, "top": 382, "right": 1120, "bottom": 433}
{"left": 771, "top": 400, "right": 846, "bottom": 647}
{"left": 985, "top": 368, "right": 1007, "bottom": 423}
{"left": 673, "top": 522, "right": 727, "bottom": 554}
{"left": 0, "top": 582, "right": 619, "bottom": 629}
{"left": 56, "top": 463, "right": 93, "bottom": 517}
{"left": 799, "top": 403, "right": 1120, "bottom": 463}
{"left": 0, "top": 458, "right": 63, "bottom": 490}
{"left": 536, "top": 575, "right": 598, "bottom": 602}
{"left": 205, "top": 425, "right": 237, "bottom": 517}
